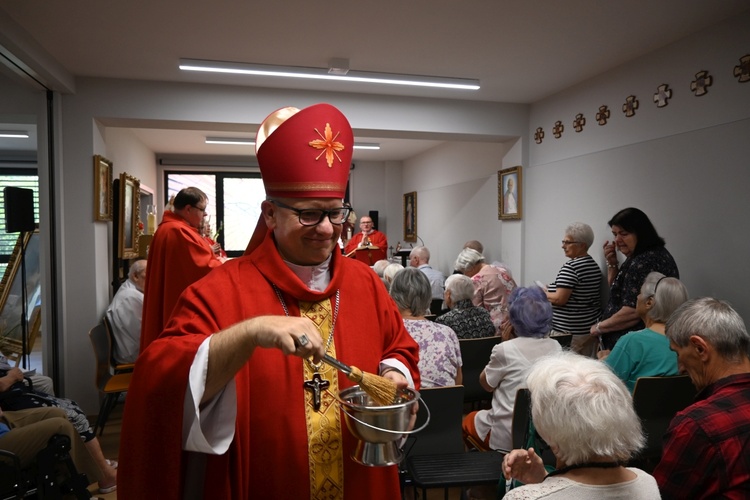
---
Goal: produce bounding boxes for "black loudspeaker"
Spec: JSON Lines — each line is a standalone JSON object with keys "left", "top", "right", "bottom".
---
{"left": 368, "top": 210, "right": 379, "bottom": 231}
{"left": 3, "top": 187, "right": 35, "bottom": 233}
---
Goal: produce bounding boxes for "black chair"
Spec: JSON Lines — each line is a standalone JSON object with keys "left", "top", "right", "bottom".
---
{"left": 549, "top": 333, "right": 573, "bottom": 348}
{"left": 0, "top": 434, "right": 91, "bottom": 499}
{"left": 630, "top": 375, "right": 696, "bottom": 472}
{"left": 459, "top": 337, "right": 502, "bottom": 410}
{"left": 402, "top": 385, "right": 504, "bottom": 500}
{"left": 510, "top": 388, "right": 556, "bottom": 467}
{"left": 429, "top": 299, "right": 445, "bottom": 316}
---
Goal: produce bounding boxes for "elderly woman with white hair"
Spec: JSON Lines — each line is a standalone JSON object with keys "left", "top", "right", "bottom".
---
{"left": 389, "top": 267, "right": 463, "bottom": 388}
{"left": 454, "top": 248, "right": 517, "bottom": 334}
{"left": 462, "top": 287, "right": 561, "bottom": 454}
{"left": 602, "top": 272, "right": 688, "bottom": 392}
{"left": 435, "top": 274, "right": 496, "bottom": 339}
{"left": 542, "top": 222, "right": 603, "bottom": 357}
{"left": 502, "top": 352, "right": 659, "bottom": 499}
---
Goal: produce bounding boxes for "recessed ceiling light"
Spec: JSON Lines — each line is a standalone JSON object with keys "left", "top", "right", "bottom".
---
{"left": 0, "top": 130, "right": 30, "bottom": 138}
{"left": 180, "top": 58, "right": 480, "bottom": 91}
{"left": 205, "top": 137, "right": 254, "bottom": 145}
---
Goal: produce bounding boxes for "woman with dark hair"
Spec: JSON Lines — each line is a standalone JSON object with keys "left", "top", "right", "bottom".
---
{"left": 591, "top": 208, "right": 679, "bottom": 350}
{"left": 462, "top": 287, "right": 561, "bottom": 453}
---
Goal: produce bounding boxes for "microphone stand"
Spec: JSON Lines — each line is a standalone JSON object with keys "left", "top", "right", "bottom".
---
{"left": 19, "top": 230, "right": 29, "bottom": 369}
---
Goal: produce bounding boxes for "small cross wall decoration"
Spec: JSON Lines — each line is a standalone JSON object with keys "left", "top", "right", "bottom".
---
{"left": 691, "top": 70, "right": 713, "bottom": 96}
{"left": 596, "top": 105, "right": 610, "bottom": 126}
{"left": 553, "top": 121, "right": 564, "bottom": 138}
{"left": 734, "top": 55, "right": 750, "bottom": 83}
{"left": 573, "top": 113, "right": 586, "bottom": 133}
{"left": 654, "top": 84, "right": 672, "bottom": 108}
{"left": 622, "top": 95, "right": 639, "bottom": 117}
{"left": 534, "top": 127, "right": 545, "bottom": 144}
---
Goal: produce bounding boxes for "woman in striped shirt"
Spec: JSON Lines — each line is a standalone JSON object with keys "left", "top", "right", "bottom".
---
{"left": 544, "top": 222, "right": 603, "bottom": 357}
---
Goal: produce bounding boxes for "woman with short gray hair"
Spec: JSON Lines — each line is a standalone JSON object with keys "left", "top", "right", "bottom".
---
{"left": 454, "top": 248, "right": 516, "bottom": 334}
{"left": 602, "top": 272, "right": 688, "bottom": 392}
{"left": 542, "top": 222, "right": 602, "bottom": 357}
{"left": 390, "top": 268, "right": 463, "bottom": 388}
{"left": 502, "top": 352, "right": 658, "bottom": 499}
{"left": 435, "top": 274, "right": 496, "bottom": 339}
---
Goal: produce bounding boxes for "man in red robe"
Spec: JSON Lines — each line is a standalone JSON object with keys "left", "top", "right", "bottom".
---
{"left": 119, "top": 103, "right": 420, "bottom": 499}
{"left": 343, "top": 214, "right": 388, "bottom": 255}
{"left": 139, "top": 187, "right": 222, "bottom": 352}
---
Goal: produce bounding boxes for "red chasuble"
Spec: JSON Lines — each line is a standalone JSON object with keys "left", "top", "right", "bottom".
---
{"left": 139, "top": 211, "right": 222, "bottom": 353}
{"left": 119, "top": 231, "right": 420, "bottom": 499}
{"left": 343, "top": 230, "right": 388, "bottom": 255}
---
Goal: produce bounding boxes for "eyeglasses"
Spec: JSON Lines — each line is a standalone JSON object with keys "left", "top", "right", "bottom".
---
{"left": 271, "top": 200, "right": 352, "bottom": 226}
{"left": 191, "top": 205, "right": 208, "bottom": 217}
{"left": 561, "top": 240, "right": 580, "bottom": 246}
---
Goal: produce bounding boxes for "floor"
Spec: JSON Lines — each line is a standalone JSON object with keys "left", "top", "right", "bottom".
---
{"left": 25, "top": 338, "right": 489, "bottom": 499}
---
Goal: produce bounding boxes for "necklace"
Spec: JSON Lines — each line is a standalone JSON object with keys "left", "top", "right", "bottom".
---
{"left": 545, "top": 461, "right": 621, "bottom": 479}
{"left": 272, "top": 284, "right": 340, "bottom": 372}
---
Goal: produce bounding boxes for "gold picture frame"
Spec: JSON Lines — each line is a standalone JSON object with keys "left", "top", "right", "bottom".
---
{"left": 403, "top": 191, "right": 417, "bottom": 242}
{"left": 94, "top": 155, "right": 113, "bottom": 222}
{"left": 118, "top": 173, "right": 141, "bottom": 259}
{"left": 498, "top": 166, "right": 522, "bottom": 220}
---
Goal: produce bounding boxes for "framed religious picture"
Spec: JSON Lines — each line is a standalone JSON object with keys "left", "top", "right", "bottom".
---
{"left": 498, "top": 166, "right": 522, "bottom": 220}
{"left": 118, "top": 172, "right": 141, "bottom": 259}
{"left": 403, "top": 191, "right": 417, "bottom": 242}
{"left": 93, "top": 155, "right": 113, "bottom": 222}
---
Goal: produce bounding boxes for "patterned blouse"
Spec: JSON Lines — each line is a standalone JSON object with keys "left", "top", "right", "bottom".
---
{"left": 435, "top": 299, "right": 496, "bottom": 339}
{"left": 602, "top": 246, "right": 679, "bottom": 348}
{"left": 402, "top": 319, "right": 462, "bottom": 388}
{"left": 471, "top": 264, "right": 517, "bottom": 334}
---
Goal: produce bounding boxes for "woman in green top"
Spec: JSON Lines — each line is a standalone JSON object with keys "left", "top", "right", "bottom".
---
{"left": 601, "top": 272, "right": 689, "bottom": 392}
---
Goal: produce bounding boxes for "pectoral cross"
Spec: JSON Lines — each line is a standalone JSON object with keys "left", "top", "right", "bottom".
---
{"left": 304, "top": 373, "right": 330, "bottom": 411}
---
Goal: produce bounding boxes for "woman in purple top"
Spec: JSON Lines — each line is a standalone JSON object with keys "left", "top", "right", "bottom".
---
{"left": 390, "top": 267, "right": 463, "bottom": 388}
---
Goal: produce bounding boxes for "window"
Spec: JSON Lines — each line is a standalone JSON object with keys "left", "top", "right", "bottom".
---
{"left": 0, "top": 171, "right": 39, "bottom": 276}
{"left": 165, "top": 172, "right": 265, "bottom": 257}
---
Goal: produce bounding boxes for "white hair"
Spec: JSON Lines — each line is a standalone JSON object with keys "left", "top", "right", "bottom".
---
{"left": 640, "top": 272, "right": 689, "bottom": 323}
{"left": 564, "top": 222, "right": 594, "bottom": 249}
{"left": 527, "top": 352, "right": 645, "bottom": 464}
{"left": 445, "top": 274, "right": 475, "bottom": 303}
{"left": 372, "top": 259, "right": 390, "bottom": 277}
{"left": 454, "top": 248, "right": 484, "bottom": 273}
{"left": 383, "top": 263, "right": 404, "bottom": 284}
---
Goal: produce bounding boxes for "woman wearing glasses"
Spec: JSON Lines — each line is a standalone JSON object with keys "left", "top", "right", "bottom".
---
{"left": 542, "top": 222, "right": 603, "bottom": 357}
{"left": 601, "top": 272, "right": 688, "bottom": 392}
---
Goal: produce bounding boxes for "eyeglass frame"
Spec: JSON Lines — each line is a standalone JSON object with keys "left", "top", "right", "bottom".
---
{"left": 190, "top": 204, "right": 209, "bottom": 217}
{"left": 270, "top": 199, "right": 352, "bottom": 226}
{"left": 561, "top": 240, "right": 581, "bottom": 246}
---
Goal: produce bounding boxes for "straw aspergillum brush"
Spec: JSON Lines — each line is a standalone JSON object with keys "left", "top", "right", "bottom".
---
{"left": 321, "top": 354, "right": 398, "bottom": 406}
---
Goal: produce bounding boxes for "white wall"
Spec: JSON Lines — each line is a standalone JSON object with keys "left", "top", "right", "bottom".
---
{"left": 400, "top": 141, "right": 515, "bottom": 276}
{"left": 524, "top": 13, "right": 750, "bottom": 321}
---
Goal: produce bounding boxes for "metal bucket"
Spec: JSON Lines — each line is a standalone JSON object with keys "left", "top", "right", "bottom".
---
{"left": 338, "top": 385, "right": 429, "bottom": 467}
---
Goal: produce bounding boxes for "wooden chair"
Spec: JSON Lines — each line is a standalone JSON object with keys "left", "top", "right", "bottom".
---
{"left": 630, "top": 375, "right": 696, "bottom": 472}
{"left": 459, "top": 337, "right": 502, "bottom": 410}
{"left": 402, "top": 385, "right": 504, "bottom": 499}
{"left": 102, "top": 315, "right": 135, "bottom": 373}
{"left": 88, "top": 322, "right": 132, "bottom": 436}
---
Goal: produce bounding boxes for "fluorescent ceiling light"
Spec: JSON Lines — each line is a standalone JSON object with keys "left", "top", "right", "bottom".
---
{"left": 0, "top": 130, "right": 30, "bottom": 138}
{"left": 180, "top": 58, "right": 480, "bottom": 91}
{"left": 207, "top": 137, "right": 380, "bottom": 150}
{"left": 206, "top": 137, "right": 254, "bottom": 145}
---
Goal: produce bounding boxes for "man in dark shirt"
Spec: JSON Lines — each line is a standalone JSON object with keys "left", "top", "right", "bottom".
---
{"left": 654, "top": 297, "right": 750, "bottom": 498}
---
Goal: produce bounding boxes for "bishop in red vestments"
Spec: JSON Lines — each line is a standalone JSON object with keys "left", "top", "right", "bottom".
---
{"left": 119, "top": 103, "right": 420, "bottom": 500}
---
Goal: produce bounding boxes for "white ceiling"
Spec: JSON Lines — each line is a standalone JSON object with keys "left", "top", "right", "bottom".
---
{"left": 1, "top": 0, "right": 749, "bottom": 161}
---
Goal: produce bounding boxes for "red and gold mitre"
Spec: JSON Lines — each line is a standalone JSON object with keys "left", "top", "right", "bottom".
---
{"left": 256, "top": 103, "right": 353, "bottom": 199}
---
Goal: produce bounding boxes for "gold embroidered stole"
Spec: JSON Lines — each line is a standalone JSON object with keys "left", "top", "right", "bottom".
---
{"left": 300, "top": 299, "right": 344, "bottom": 500}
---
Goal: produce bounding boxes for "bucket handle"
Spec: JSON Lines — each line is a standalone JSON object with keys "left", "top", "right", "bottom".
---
{"left": 339, "top": 396, "right": 431, "bottom": 436}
